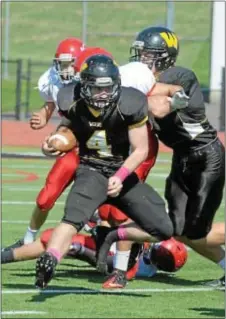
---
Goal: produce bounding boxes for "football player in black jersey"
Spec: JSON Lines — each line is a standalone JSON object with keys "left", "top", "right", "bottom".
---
{"left": 35, "top": 55, "right": 174, "bottom": 289}
{"left": 129, "top": 26, "right": 225, "bottom": 287}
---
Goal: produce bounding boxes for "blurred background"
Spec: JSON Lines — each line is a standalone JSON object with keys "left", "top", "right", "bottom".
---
{"left": 1, "top": 1, "right": 225, "bottom": 130}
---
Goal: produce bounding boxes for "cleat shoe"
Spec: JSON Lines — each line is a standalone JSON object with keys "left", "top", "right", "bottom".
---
{"left": 205, "top": 275, "right": 225, "bottom": 288}
{"left": 35, "top": 252, "right": 57, "bottom": 289}
{"left": 126, "top": 261, "right": 139, "bottom": 281}
{"left": 102, "top": 269, "right": 127, "bottom": 289}
{"left": 126, "top": 243, "right": 142, "bottom": 280}
{"left": 1, "top": 239, "right": 24, "bottom": 252}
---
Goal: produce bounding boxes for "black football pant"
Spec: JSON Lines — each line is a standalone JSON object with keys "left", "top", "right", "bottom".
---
{"left": 62, "top": 165, "right": 173, "bottom": 240}
{"left": 165, "top": 138, "right": 225, "bottom": 239}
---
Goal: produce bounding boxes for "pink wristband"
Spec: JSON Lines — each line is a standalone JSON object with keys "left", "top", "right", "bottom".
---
{"left": 114, "top": 166, "right": 131, "bottom": 182}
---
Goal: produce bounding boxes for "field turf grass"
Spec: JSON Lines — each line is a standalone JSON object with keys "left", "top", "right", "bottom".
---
{"left": 1, "top": 147, "right": 224, "bottom": 318}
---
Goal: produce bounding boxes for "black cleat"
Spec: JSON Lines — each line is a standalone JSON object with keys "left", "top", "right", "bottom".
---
{"left": 102, "top": 269, "right": 127, "bottom": 289}
{"left": 205, "top": 275, "right": 225, "bottom": 288}
{"left": 1, "top": 239, "right": 24, "bottom": 252}
{"left": 35, "top": 252, "right": 58, "bottom": 289}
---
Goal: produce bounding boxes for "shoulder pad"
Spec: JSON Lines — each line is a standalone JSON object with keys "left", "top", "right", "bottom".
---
{"left": 159, "top": 66, "right": 197, "bottom": 93}
{"left": 119, "top": 87, "right": 148, "bottom": 116}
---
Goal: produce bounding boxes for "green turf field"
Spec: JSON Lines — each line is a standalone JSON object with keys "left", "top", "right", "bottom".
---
{"left": 2, "top": 1, "right": 211, "bottom": 113}
{"left": 1, "top": 148, "right": 224, "bottom": 318}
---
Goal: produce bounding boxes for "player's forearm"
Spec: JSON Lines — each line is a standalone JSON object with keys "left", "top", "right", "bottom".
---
{"left": 151, "top": 83, "right": 182, "bottom": 97}
{"left": 42, "top": 102, "right": 56, "bottom": 123}
{"left": 148, "top": 96, "right": 171, "bottom": 118}
{"left": 122, "top": 147, "right": 149, "bottom": 174}
{"left": 148, "top": 90, "right": 189, "bottom": 118}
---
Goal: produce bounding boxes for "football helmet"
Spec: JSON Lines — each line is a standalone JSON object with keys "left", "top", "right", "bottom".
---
{"left": 53, "top": 37, "right": 85, "bottom": 83}
{"left": 130, "top": 26, "right": 179, "bottom": 72}
{"left": 147, "top": 238, "right": 187, "bottom": 272}
{"left": 80, "top": 54, "right": 121, "bottom": 112}
{"left": 75, "top": 46, "right": 113, "bottom": 73}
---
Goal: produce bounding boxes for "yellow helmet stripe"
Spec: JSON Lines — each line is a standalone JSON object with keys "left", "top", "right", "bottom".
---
{"left": 160, "top": 32, "right": 178, "bottom": 49}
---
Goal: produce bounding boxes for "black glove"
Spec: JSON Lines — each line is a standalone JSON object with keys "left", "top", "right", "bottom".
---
{"left": 170, "top": 89, "right": 190, "bottom": 111}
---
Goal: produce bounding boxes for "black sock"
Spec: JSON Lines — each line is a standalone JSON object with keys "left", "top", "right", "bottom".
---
{"left": 1, "top": 249, "right": 15, "bottom": 264}
{"left": 76, "top": 247, "right": 97, "bottom": 267}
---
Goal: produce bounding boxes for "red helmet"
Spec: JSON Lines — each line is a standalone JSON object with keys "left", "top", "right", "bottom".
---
{"left": 75, "top": 46, "right": 113, "bottom": 72}
{"left": 54, "top": 37, "right": 85, "bottom": 83}
{"left": 150, "top": 238, "right": 188, "bottom": 272}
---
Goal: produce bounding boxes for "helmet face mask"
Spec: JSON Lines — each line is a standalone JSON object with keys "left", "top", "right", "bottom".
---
{"left": 130, "top": 27, "right": 179, "bottom": 72}
{"left": 82, "top": 78, "right": 119, "bottom": 111}
{"left": 53, "top": 37, "right": 85, "bottom": 84}
{"left": 80, "top": 55, "right": 121, "bottom": 113}
{"left": 54, "top": 58, "right": 76, "bottom": 83}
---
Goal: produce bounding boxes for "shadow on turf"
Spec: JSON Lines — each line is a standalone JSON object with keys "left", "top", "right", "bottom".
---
{"left": 136, "top": 273, "right": 215, "bottom": 286}
{"left": 9, "top": 268, "right": 106, "bottom": 284}
{"left": 7, "top": 269, "right": 216, "bottom": 286}
{"left": 2, "top": 283, "right": 149, "bottom": 301}
{"left": 190, "top": 307, "right": 225, "bottom": 318}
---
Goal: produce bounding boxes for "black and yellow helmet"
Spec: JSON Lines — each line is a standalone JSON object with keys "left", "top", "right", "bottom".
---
{"left": 130, "top": 26, "right": 179, "bottom": 71}
{"left": 80, "top": 54, "right": 121, "bottom": 112}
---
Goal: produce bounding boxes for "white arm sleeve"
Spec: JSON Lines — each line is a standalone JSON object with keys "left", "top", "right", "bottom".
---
{"left": 38, "top": 69, "right": 54, "bottom": 102}
{"left": 120, "top": 62, "right": 156, "bottom": 95}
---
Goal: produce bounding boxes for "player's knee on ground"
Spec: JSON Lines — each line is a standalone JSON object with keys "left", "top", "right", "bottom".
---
{"left": 184, "top": 225, "right": 211, "bottom": 240}
{"left": 156, "top": 215, "right": 174, "bottom": 240}
{"left": 169, "top": 210, "right": 185, "bottom": 237}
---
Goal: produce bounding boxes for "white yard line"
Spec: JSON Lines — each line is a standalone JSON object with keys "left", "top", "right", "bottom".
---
{"left": 2, "top": 201, "right": 64, "bottom": 205}
{"left": 2, "top": 220, "right": 59, "bottom": 224}
{"left": 2, "top": 165, "right": 51, "bottom": 169}
{"left": 3, "top": 172, "right": 168, "bottom": 178}
{"left": 1, "top": 311, "right": 47, "bottom": 315}
{"left": 2, "top": 174, "right": 47, "bottom": 177}
{"left": 2, "top": 186, "right": 165, "bottom": 193}
{"left": 2, "top": 200, "right": 224, "bottom": 208}
{"left": 2, "top": 287, "right": 223, "bottom": 294}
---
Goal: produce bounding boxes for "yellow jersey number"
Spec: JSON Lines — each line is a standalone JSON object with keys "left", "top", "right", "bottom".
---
{"left": 86, "top": 130, "right": 113, "bottom": 157}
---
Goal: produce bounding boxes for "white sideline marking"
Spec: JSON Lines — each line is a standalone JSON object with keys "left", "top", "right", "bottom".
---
{"left": 1, "top": 311, "right": 46, "bottom": 315}
{"left": 2, "top": 159, "right": 171, "bottom": 167}
{"left": 2, "top": 173, "right": 47, "bottom": 177}
{"left": 2, "top": 220, "right": 59, "bottom": 224}
{"left": 2, "top": 200, "right": 224, "bottom": 208}
{"left": 3, "top": 164, "right": 51, "bottom": 169}
{"left": 3, "top": 172, "right": 167, "bottom": 178}
{"left": 2, "top": 287, "right": 223, "bottom": 294}
{"left": 2, "top": 201, "right": 64, "bottom": 205}
{"left": 2, "top": 200, "right": 225, "bottom": 208}
{"left": 2, "top": 186, "right": 165, "bottom": 193}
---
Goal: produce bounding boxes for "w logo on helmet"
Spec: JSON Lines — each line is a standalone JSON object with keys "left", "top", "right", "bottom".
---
{"left": 160, "top": 32, "right": 178, "bottom": 49}
{"left": 80, "top": 62, "right": 88, "bottom": 72}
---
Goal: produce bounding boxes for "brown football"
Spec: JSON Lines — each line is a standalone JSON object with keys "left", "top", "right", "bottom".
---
{"left": 48, "top": 129, "right": 77, "bottom": 152}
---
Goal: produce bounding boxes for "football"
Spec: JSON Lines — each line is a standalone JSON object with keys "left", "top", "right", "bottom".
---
{"left": 48, "top": 129, "right": 77, "bottom": 152}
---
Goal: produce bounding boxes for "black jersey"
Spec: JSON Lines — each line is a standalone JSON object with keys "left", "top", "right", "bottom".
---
{"left": 57, "top": 83, "right": 148, "bottom": 176}
{"left": 154, "top": 66, "right": 217, "bottom": 152}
